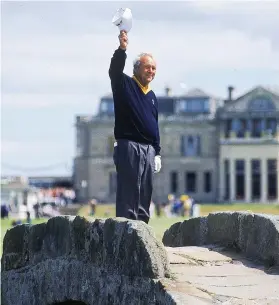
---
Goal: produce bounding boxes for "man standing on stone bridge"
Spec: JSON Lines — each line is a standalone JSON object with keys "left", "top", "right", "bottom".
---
{"left": 109, "top": 30, "right": 161, "bottom": 224}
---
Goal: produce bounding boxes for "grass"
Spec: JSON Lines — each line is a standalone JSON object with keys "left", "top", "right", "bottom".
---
{"left": 76, "top": 202, "right": 279, "bottom": 240}
{"left": 77, "top": 203, "right": 279, "bottom": 218}
{"left": 1, "top": 203, "right": 279, "bottom": 256}
{"left": 199, "top": 203, "right": 279, "bottom": 215}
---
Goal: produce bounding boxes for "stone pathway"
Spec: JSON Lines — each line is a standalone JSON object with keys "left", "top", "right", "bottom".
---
{"left": 163, "top": 246, "right": 279, "bottom": 305}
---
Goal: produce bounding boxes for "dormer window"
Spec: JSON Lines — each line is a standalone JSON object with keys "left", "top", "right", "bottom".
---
{"left": 248, "top": 96, "right": 275, "bottom": 112}
{"left": 100, "top": 102, "right": 108, "bottom": 112}
{"left": 175, "top": 98, "right": 210, "bottom": 113}
{"left": 100, "top": 99, "right": 114, "bottom": 114}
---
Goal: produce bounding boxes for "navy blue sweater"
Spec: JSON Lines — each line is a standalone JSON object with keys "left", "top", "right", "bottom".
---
{"left": 108, "top": 48, "right": 161, "bottom": 155}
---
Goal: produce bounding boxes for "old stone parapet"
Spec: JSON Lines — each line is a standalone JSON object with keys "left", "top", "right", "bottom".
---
{"left": 2, "top": 212, "right": 279, "bottom": 305}
{"left": 163, "top": 211, "right": 279, "bottom": 267}
{"left": 1, "top": 216, "right": 172, "bottom": 305}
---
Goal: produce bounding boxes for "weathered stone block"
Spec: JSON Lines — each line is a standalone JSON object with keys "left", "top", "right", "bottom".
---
{"left": 162, "top": 212, "right": 279, "bottom": 266}
{"left": 237, "top": 212, "right": 254, "bottom": 253}
{"left": 1, "top": 260, "right": 176, "bottom": 305}
{"left": 163, "top": 217, "right": 208, "bottom": 247}
{"left": 1, "top": 224, "right": 30, "bottom": 270}
{"left": 207, "top": 212, "right": 239, "bottom": 247}
{"left": 1, "top": 216, "right": 175, "bottom": 305}
{"left": 244, "top": 214, "right": 279, "bottom": 265}
{"left": 2, "top": 216, "right": 170, "bottom": 279}
{"left": 162, "top": 221, "right": 182, "bottom": 246}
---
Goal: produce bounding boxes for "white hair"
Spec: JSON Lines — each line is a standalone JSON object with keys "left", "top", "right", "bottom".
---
{"left": 133, "top": 52, "right": 154, "bottom": 75}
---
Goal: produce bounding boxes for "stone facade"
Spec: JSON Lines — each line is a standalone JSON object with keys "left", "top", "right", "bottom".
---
{"left": 74, "top": 86, "right": 279, "bottom": 204}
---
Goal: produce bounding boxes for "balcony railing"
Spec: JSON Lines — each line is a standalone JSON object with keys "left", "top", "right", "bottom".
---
{"left": 220, "top": 131, "right": 279, "bottom": 144}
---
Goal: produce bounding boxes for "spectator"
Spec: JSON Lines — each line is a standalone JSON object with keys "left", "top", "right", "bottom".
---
{"left": 1, "top": 203, "right": 9, "bottom": 219}
{"left": 89, "top": 199, "right": 97, "bottom": 216}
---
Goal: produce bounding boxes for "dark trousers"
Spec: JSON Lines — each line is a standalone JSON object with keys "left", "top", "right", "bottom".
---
{"left": 113, "top": 139, "right": 155, "bottom": 224}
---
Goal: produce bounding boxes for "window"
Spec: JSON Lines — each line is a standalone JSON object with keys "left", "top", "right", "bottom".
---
{"left": 232, "top": 119, "right": 240, "bottom": 132}
{"left": 185, "top": 172, "right": 196, "bottom": 193}
{"left": 225, "top": 120, "right": 232, "bottom": 138}
{"left": 237, "top": 119, "right": 246, "bottom": 138}
{"left": 267, "top": 159, "right": 277, "bottom": 200}
{"left": 76, "top": 128, "right": 82, "bottom": 156}
{"left": 204, "top": 99, "right": 210, "bottom": 111}
{"left": 231, "top": 119, "right": 246, "bottom": 138}
{"left": 235, "top": 160, "right": 245, "bottom": 200}
{"left": 77, "top": 127, "right": 88, "bottom": 156}
{"left": 175, "top": 98, "right": 210, "bottom": 113}
{"left": 251, "top": 119, "right": 262, "bottom": 138}
{"left": 170, "top": 171, "right": 178, "bottom": 193}
{"left": 100, "top": 102, "right": 108, "bottom": 112}
{"left": 100, "top": 99, "right": 114, "bottom": 114}
{"left": 107, "top": 136, "right": 115, "bottom": 156}
{"left": 224, "top": 159, "right": 230, "bottom": 200}
{"left": 176, "top": 100, "right": 186, "bottom": 113}
{"left": 109, "top": 172, "right": 117, "bottom": 195}
{"left": 248, "top": 97, "right": 276, "bottom": 112}
{"left": 188, "top": 100, "right": 201, "bottom": 112}
{"left": 266, "top": 118, "right": 277, "bottom": 136}
{"left": 204, "top": 171, "right": 212, "bottom": 193}
{"left": 251, "top": 159, "right": 261, "bottom": 200}
{"left": 181, "top": 135, "right": 201, "bottom": 156}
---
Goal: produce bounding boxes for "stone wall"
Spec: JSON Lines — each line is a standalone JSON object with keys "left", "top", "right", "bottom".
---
{"left": 1, "top": 216, "right": 173, "bottom": 305}
{"left": 2, "top": 212, "right": 279, "bottom": 305}
{"left": 163, "top": 211, "right": 279, "bottom": 267}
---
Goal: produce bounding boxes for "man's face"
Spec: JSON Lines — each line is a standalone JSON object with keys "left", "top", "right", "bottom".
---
{"left": 138, "top": 55, "right": 156, "bottom": 86}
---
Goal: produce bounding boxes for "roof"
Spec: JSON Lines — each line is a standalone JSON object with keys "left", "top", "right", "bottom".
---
{"left": 182, "top": 88, "right": 221, "bottom": 99}
{"left": 185, "top": 88, "right": 209, "bottom": 97}
{"left": 264, "top": 86, "right": 279, "bottom": 96}
{"left": 101, "top": 93, "right": 113, "bottom": 99}
{"left": 227, "top": 85, "right": 279, "bottom": 105}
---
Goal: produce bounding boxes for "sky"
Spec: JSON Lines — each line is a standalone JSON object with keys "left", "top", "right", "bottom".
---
{"left": 1, "top": 0, "right": 279, "bottom": 177}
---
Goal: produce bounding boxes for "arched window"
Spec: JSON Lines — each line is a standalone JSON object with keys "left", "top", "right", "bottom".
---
{"left": 248, "top": 96, "right": 275, "bottom": 112}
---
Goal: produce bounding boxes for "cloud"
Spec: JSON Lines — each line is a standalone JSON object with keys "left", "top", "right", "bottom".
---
{"left": 1, "top": 93, "right": 100, "bottom": 109}
{"left": 1, "top": 1, "right": 278, "bottom": 175}
{"left": 2, "top": 18, "right": 278, "bottom": 96}
{"left": 3, "top": 2, "right": 278, "bottom": 93}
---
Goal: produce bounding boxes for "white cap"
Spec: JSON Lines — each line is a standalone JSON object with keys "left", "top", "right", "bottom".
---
{"left": 112, "top": 8, "right": 133, "bottom": 33}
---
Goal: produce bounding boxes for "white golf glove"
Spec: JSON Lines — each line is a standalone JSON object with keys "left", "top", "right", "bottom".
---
{"left": 154, "top": 155, "right": 162, "bottom": 173}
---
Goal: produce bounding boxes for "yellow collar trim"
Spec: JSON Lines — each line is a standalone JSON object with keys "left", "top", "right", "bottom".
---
{"left": 132, "top": 76, "right": 151, "bottom": 94}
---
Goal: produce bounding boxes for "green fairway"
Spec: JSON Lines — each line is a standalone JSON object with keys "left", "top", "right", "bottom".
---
{"left": 77, "top": 202, "right": 279, "bottom": 218}
{"left": 199, "top": 203, "right": 279, "bottom": 215}
{"left": 1, "top": 203, "right": 279, "bottom": 257}
{"left": 78, "top": 204, "right": 279, "bottom": 220}
{"left": 76, "top": 203, "right": 279, "bottom": 239}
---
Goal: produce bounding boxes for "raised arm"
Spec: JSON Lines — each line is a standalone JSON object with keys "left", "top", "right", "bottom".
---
{"left": 108, "top": 31, "right": 128, "bottom": 81}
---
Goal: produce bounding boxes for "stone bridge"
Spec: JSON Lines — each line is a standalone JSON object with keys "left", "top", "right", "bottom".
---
{"left": 1, "top": 212, "right": 279, "bottom": 305}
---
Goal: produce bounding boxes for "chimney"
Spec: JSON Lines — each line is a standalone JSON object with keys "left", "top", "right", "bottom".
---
{"left": 165, "top": 86, "right": 171, "bottom": 96}
{"left": 228, "top": 86, "right": 234, "bottom": 101}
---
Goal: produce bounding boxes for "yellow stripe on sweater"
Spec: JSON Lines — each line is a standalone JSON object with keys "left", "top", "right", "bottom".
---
{"left": 132, "top": 76, "right": 151, "bottom": 94}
